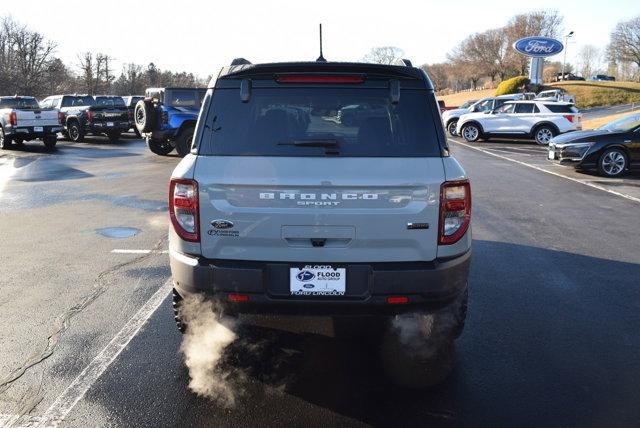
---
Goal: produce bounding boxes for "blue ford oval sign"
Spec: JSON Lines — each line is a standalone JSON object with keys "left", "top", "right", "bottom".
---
{"left": 513, "top": 37, "right": 564, "bottom": 57}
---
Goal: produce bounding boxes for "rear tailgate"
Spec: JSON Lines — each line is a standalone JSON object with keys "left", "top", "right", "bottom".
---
{"left": 15, "top": 109, "right": 58, "bottom": 127}
{"left": 90, "top": 107, "right": 129, "bottom": 123}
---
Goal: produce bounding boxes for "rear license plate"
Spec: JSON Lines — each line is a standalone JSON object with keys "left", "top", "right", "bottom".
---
{"left": 290, "top": 266, "right": 346, "bottom": 296}
{"left": 34, "top": 126, "right": 43, "bottom": 132}
{"left": 107, "top": 122, "right": 114, "bottom": 127}
{"left": 548, "top": 150, "right": 555, "bottom": 160}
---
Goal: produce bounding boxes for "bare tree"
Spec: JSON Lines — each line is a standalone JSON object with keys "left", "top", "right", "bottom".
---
{"left": 78, "top": 52, "right": 95, "bottom": 94}
{"left": 421, "top": 63, "right": 450, "bottom": 91}
{"left": 608, "top": 16, "right": 640, "bottom": 80}
{"left": 577, "top": 45, "right": 601, "bottom": 78}
{"left": 362, "top": 46, "right": 405, "bottom": 65}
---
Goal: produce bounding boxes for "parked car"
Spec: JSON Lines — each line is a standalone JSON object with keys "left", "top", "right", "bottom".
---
{"left": 0, "top": 96, "right": 62, "bottom": 150}
{"left": 168, "top": 59, "right": 471, "bottom": 387}
{"left": 456, "top": 100, "right": 582, "bottom": 145}
{"left": 121, "top": 95, "right": 144, "bottom": 137}
{"left": 338, "top": 104, "right": 388, "bottom": 125}
{"left": 442, "top": 93, "right": 527, "bottom": 136}
{"left": 458, "top": 99, "right": 477, "bottom": 109}
{"left": 535, "top": 89, "right": 576, "bottom": 104}
{"left": 588, "top": 75, "right": 615, "bottom": 82}
{"left": 548, "top": 113, "right": 640, "bottom": 177}
{"left": 554, "top": 72, "right": 585, "bottom": 82}
{"left": 134, "top": 87, "right": 206, "bottom": 156}
{"left": 39, "top": 94, "right": 129, "bottom": 142}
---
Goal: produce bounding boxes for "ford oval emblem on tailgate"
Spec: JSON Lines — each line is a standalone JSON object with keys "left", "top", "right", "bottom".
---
{"left": 211, "top": 220, "right": 234, "bottom": 229}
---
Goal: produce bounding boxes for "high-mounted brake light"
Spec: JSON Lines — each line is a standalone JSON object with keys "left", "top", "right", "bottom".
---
{"left": 276, "top": 75, "right": 364, "bottom": 84}
{"left": 169, "top": 178, "right": 199, "bottom": 242}
{"left": 8, "top": 112, "right": 17, "bottom": 126}
{"left": 438, "top": 180, "right": 471, "bottom": 245}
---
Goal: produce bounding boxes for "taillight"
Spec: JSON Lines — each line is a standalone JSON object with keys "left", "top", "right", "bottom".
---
{"left": 276, "top": 75, "right": 364, "bottom": 84}
{"left": 161, "top": 111, "right": 169, "bottom": 124}
{"left": 8, "top": 112, "right": 17, "bottom": 126}
{"left": 169, "top": 178, "right": 199, "bottom": 242}
{"left": 563, "top": 115, "right": 575, "bottom": 122}
{"left": 438, "top": 180, "right": 471, "bottom": 245}
{"left": 58, "top": 111, "right": 64, "bottom": 125}
{"left": 87, "top": 110, "right": 94, "bottom": 122}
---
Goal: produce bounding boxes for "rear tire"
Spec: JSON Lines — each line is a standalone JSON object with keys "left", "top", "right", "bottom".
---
{"left": 43, "top": 135, "right": 57, "bottom": 151}
{"left": 533, "top": 125, "right": 556, "bottom": 145}
{"left": 67, "top": 122, "right": 84, "bottom": 142}
{"left": 135, "top": 100, "right": 158, "bottom": 133}
{"left": 174, "top": 125, "right": 195, "bottom": 157}
{"left": 0, "top": 127, "right": 11, "bottom": 150}
{"left": 107, "top": 131, "right": 121, "bottom": 142}
{"left": 147, "top": 138, "right": 174, "bottom": 156}
{"left": 446, "top": 120, "right": 458, "bottom": 136}
{"left": 461, "top": 123, "right": 480, "bottom": 142}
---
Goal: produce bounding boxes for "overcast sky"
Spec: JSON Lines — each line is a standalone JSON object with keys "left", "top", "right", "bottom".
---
{"left": 1, "top": 0, "right": 637, "bottom": 77}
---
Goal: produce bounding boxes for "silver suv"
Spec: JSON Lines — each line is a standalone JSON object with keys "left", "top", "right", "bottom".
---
{"left": 169, "top": 59, "right": 472, "bottom": 386}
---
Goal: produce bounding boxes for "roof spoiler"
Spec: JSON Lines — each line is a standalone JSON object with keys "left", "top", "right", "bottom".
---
{"left": 230, "top": 58, "right": 252, "bottom": 66}
{"left": 393, "top": 58, "right": 413, "bottom": 67}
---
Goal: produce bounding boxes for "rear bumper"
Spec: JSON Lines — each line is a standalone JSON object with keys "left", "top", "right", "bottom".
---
{"left": 5, "top": 125, "right": 63, "bottom": 138}
{"left": 148, "top": 129, "right": 177, "bottom": 142}
{"left": 85, "top": 122, "right": 130, "bottom": 133}
{"left": 170, "top": 249, "right": 471, "bottom": 315}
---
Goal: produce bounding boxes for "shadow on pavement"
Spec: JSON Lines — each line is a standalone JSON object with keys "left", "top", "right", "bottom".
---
{"left": 70, "top": 240, "right": 640, "bottom": 427}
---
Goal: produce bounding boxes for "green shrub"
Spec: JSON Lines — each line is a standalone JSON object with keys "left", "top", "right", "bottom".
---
{"left": 495, "top": 76, "right": 530, "bottom": 96}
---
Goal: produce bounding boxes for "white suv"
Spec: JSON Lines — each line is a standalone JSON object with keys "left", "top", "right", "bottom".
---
{"left": 456, "top": 100, "right": 582, "bottom": 145}
{"left": 441, "top": 93, "right": 526, "bottom": 136}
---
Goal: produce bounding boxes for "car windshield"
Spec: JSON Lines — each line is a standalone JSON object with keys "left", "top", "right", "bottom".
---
{"left": 200, "top": 86, "right": 442, "bottom": 157}
{"left": 95, "top": 96, "right": 125, "bottom": 107}
{"left": 62, "top": 96, "right": 95, "bottom": 107}
{"left": 460, "top": 100, "right": 476, "bottom": 109}
{"left": 599, "top": 114, "right": 640, "bottom": 132}
{"left": 0, "top": 97, "right": 40, "bottom": 109}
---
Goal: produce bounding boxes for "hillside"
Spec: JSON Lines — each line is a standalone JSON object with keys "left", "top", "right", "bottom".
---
{"left": 438, "top": 81, "right": 640, "bottom": 109}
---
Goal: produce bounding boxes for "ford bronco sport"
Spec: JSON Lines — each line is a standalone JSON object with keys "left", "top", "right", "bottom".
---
{"left": 169, "top": 59, "right": 472, "bottom": 386}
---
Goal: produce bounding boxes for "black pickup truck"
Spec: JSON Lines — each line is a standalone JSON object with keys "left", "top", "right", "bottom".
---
{"left": 39, "top": 95, "right": 129, "bottom": 142}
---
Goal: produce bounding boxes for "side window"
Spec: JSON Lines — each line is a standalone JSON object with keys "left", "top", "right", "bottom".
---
{"left": 475, "top": 99, "right": 493, "bottom": 112}
{"left": 61, "top": 96, "right": 73, "bottom": 107}
{"left": 515, "top": 103, "right": 534, "bottom": 114}
{"left": 497, "top": 104, "right": 515, "bottom": 114}
{"left": 494, "top": 99, "right": 507, "bottom": 109}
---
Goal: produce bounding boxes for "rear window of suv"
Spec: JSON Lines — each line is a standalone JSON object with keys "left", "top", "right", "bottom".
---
{"left": 200, "top": 86, "right": 441, "bottom": 157}
{"left": 544, "top": 104, "right": 578, "bottom": 113}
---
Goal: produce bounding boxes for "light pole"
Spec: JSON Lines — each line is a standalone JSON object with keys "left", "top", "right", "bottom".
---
{"left": 561, "top": 31, "right": 574, "bottom": 80}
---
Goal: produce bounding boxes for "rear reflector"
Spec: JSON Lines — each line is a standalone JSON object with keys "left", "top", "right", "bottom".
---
{"left": 228, "top": 294, "right": 249, "bottom": 302}
{"left": 387, "top": 296, "right": 409, "bottom": 304}
{"left": 276, "top": 75, "right": 364, "bottom": 84}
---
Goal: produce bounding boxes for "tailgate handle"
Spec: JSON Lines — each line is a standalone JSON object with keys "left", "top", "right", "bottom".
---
{"left": 311, "top": 238, "right": 326, "bottom": 248}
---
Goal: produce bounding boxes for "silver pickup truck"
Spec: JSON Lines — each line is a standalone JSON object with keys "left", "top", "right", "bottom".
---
{"left": 0, "top": 96, "right": 62, "bottom": 150}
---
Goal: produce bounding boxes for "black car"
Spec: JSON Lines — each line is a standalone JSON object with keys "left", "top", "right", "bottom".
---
{"left": 548, "top": 113, "right": 640, "bottom": 177}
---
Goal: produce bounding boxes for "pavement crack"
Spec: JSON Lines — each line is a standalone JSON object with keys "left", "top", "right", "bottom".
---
{"left": 0, "top": 236, "right": 168, "bottom": 395}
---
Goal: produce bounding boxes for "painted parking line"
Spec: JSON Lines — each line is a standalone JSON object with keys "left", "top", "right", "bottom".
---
{"left": 449, "top": 138, "right": 640, "bottom": 205}
{"left": 111, "top": 249, "right": 169, "bottom": 254}
{"left": 0, "top": 414, "right": 44, "bottom": 427}
{"left": 36, "top": 280, "right": 173, "bottom": 428}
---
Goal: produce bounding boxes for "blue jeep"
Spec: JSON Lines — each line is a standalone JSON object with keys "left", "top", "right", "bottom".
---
{"left": 134, "top": 87, "right": 206, "bottom": 156}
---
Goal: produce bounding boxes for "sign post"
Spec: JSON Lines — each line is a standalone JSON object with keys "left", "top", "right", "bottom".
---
{"left": 513, "top": 36, "right": 565, "bottom": 86}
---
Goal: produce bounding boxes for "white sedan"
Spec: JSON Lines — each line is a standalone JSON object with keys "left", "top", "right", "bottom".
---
{"left": 455, "top": 100, "right": 582, "bottom": 145}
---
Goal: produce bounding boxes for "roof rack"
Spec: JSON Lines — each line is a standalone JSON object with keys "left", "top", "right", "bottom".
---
{"left": 230, "top": 58, "right": 252, "bottom": 66}
{"left": 393, "top": 58, "right": 413, "bottom": 67}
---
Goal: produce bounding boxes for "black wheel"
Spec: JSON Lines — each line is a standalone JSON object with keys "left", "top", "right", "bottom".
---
{"left": 172, "top": 289, "right": 186, "bottom": 334}
{"left": 43, "top": 135, "right": 57, "bottom": 151}
{"left": 533, "top": 125, "right": 556, "bottom": 145}
{"left": 135, "top": 100, "right": 158, "bottom": 133}
{"left": 380, "top": 312, "right": 457, "bottom": 388}
{"left": 147, "top": 138, "right": 174, "bottom": 156}
{"left": 174, "top": 125, "right": 195, "bottom": 157}
{"left": 67, "top": 121, "right": 84, "bottom": 142}
{"left": 461, "top": 123, "right": 480, "bottom": 142}
{"left": 598, "top": 148, "right": 628, "bottom": 177}
{"left": 107, "top": 131, "right": 121, "bottom": 142}
{"left": 446, "top": 120, "right": 458, "bottom": 136}
{"left": 0, "top": 127, "right": 11, "bottom": 149}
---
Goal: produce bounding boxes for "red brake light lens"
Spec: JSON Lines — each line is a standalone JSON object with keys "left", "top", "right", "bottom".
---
{"left": 87, "top": 110, "right": 94, "bottom": 122}
{"left": 228, "top": 294, "right": 249, "bottom": 302}
{"left": 8, "top": 112, "right": 17, "bottom": 126}
{"left": 563, "top": 115, "right": 575, "bottom": 122}
{"left": 58, "top": 112, "right": 64, "bottom": 125}
{"left": 387, "top": 296, "right": 409, "bottom": 304}
{"left": 438, "top": 180, "right": 471, "bottom": 245}
{"left": 169, "top": 178, "right": 199, "bottom": 242}
{"left": 276, "top": 75, "right": 364, "bottom": 84}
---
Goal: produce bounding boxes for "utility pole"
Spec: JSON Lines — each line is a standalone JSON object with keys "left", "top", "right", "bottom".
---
{"left": 561, "top": 31, "right": 574, "bottom": 80}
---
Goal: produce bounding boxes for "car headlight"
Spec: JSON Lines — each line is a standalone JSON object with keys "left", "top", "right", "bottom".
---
{"left": 561, "top": 142, "right": 595, "bottom": 159}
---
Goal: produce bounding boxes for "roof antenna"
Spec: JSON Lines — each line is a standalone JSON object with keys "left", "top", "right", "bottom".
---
{"left": 316, "top": 23, "right": 326, "bottom": 62}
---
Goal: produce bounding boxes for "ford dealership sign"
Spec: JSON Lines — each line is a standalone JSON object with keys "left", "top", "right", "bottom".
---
{"left": 513, "top": 37, "right": 564, "bottom": 57}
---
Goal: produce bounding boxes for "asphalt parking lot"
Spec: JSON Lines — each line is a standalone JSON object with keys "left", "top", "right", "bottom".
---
{"left": 1, "top": 135, "right": 640, "bottom": 427}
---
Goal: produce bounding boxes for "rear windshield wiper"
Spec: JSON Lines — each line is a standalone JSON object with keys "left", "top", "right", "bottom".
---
{"left": 277, "top": 139, "right": 340, "bottom": 148}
